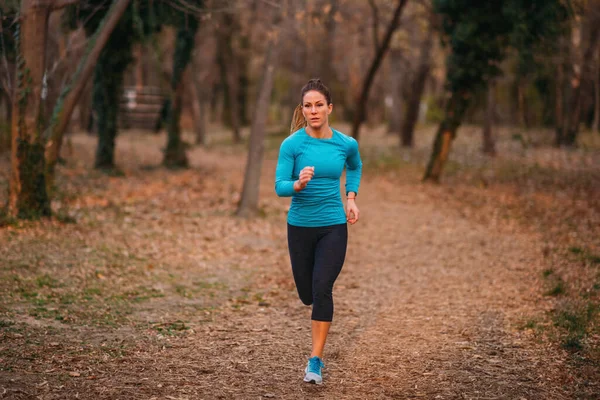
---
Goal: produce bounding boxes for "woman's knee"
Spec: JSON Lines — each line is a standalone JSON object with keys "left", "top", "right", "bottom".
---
{"left": 312, "top": 281, "right": 333, "bottom": 302}
{"left": 298, "top": 290, "right": 313, "bottom": 306}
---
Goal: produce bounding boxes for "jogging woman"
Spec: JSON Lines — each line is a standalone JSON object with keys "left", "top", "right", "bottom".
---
{"left": 274, "top": 78, "right": 363, "bottom": 384}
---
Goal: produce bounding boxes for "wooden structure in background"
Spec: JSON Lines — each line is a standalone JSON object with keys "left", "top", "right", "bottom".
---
{"left": 119, "top": 86, "right": 165, "bottom": 130}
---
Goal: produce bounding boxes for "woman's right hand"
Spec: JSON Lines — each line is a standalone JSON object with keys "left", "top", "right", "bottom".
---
{"left": 294, "top": 166, "right": 315, "bottom": 192}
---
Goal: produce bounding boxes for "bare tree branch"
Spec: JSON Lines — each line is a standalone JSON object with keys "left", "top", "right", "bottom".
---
{"left": 368, "top": 0, "right": 380, "bottom": 50}
{"left": 51, "top": 0, "right": 81, "bottom": 10}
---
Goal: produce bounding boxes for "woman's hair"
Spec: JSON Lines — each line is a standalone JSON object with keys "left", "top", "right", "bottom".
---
{"left": 290, "top": 78, "right": 332, "bottom": 134}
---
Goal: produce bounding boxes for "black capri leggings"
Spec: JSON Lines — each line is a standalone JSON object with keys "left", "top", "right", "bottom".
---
{"left": 287, "top": 223, "right": 348, "bottom": 322}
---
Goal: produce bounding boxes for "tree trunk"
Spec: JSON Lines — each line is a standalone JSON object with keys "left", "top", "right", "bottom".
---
{"left": 78, "top": 81, "right": 93, "bottom": 133}
{"left": 0, "top": 90, "right": 11, "bottom": 153}
{"left": 321, "top": 0, "right": 338, "bottom": 89}
{"left": 401, "top": 30, "right": 433, "bottom": 147}
{"left": 9, "top": 0, "right": 52, "bottom": 218}
{"left": 517, "top": 78, "right": 529, "bottom": 129}
{"left": 387, "top": 48, "right": 403, "bottom": 135}
{"left": 482, "top": 81, "right": 497, "bottom": 155}
{"left": 368, "top": 0, "right": 380, "bottom": 50}
{"left": 217, "top": 14, "right": 241, "bottom": 143}
{"left": 555, "top": 60, "right": 565, "bottom": 144}
{"left": 561, "top": 22, "right": 600, "bottom": 146}
{"left": 190, "top": 60, "right": 207, "bottom": 146}
{"left": 238, "top": 35, "right": 251, "bottom": 126}
{"left": 134, "top": 44, "right": 145, "bottom": 92}
{"left": 423, "top": 93, "right": 470, "bottom": 182}
{"left": 593, "top": 47, "right": 600, "bottom": 132}
{"left": 163, "top": 21, "right": 198, "bottom": 168}
{"left": 93, "top": 12, "right": 135, "bottom": 171}
{"left": 93, "top": 65, "right": 123, "bottom": 170}
{"left": 45, "top": 0, "right": 132, "bottom": 180}
{"left": 351, "top": 0, "right": 408, "bottom": 141}
{"left": 236, "top": 30, "right": 281, "bottom": 217}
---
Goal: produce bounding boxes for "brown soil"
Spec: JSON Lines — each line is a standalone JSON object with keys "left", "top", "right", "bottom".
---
{"left": 0, "top": 126, "right": 598, "bottom": 399}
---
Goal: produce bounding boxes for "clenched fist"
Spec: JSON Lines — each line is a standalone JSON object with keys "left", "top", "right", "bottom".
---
{"left": 293, "top": 166, "right": 315, "bottom": 192}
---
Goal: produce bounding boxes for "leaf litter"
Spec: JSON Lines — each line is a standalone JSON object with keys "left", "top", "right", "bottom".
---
{"left": 0, "top": 125, "right": 598, "bottom": 399}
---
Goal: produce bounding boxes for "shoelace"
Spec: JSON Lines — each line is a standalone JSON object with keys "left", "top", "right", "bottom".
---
{"left": 308, "top": 357, "right": 323, "bottom": 374}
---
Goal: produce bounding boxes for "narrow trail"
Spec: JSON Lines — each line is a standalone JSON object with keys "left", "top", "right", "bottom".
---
{"left": 90, "top": 150, "right": 569, "bottom": 399}
{"left": 0, "top": 133, "right": 576, "bottom": 399}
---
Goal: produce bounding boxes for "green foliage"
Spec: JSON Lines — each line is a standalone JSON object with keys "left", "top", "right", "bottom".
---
{"left": 554, "top": 302, "right": 599, "bottom": 351}
{"left": 0, "top": 4, "right": 17, "bottom": 63}
{"left": 425, "top": 96, "right": 445, "bottom": 124}
{"left": 171, "top": 19, "right": 198, "bottom": 89}
{"left": 434, "top": 0, "right": 570, "bottom": 96}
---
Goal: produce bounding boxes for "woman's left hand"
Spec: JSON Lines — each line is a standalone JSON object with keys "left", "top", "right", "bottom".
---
{"left": 346, "top": 199, "right": 360, "bottom": 225}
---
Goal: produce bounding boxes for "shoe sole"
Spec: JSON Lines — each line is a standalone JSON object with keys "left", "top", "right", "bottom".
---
{"left": 303, "top": 372, "right": 323, "bottom": 385}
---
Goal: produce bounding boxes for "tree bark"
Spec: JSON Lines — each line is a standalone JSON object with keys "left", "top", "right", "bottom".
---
{"left": 78, "top": 80, "right": 93, "bottom": 133}
{"left": 236, "top": 29, "right": 281, "bottom": 217}
{"left": 163, "top": 21, "right": 198, "bottom": 168}
{"left": 555, "top": 59, "right": 564, "bottom": 144}
{"left": 401, "top": 30, "right": 433, "bottom": 147}
{"left": 45, "top": 0, "right": 132, "bottom": 181}
{"left": 93, "top": 63, "right": 123, "bottom": 170}
{"left": 423, "top": 93, "right": 470, "bottom": 182}
{"left": 368, "top": 0, "right": 380, "bottom": 51}
{"left": 93, "top": 9, "right": 135, "bottom": 171}
{"left": 190, "top": 59, "right": 207, "bottom": 146}
{"left": 593, "top": 47, "right": 600, "bottom": 132}
{"left": 561, "top": 21, "right": 600, "bottom": 146}
{"left": 9, "top": 0, "right": 52, "bottom": 218}
{"left": 387, "top": 48, "right": 403, "bottom": 134}
{"left": 321, "top": 0, "right": 338, "bottom": 88}
{"left": 351, "top": 0, "right": 408, "bottom": 141}
{"left": 0, "top": 89, "right": 11, "bottom": 153}
{"left": 217, "top": 13, "right": 241, "bottom": 143}
{"left": 237, "top": 35, "right": 251, "bottom": 126}
{"left": 482, "top": 81, "right": 497, "bottom": 155}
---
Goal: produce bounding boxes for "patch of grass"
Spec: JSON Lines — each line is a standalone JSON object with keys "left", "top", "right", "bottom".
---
{"left": 59, "top": 293, "right": 77, "bottom": 304}
{"left": 568, "top": 246, "right": 600, "bottom": 266}
{"left": 524, "top": 319, "right": 538, "bottom": 329}
{"left": 562, "top": 335, "right": 584, "bottom": 351}
{"left": 19, "top": 288, "right": 40, "bottom": 300}
{"left": 153, "top": 320, "right": 188, "bottom": 336}
{"left": 569, "top": 247, "right": 585, "bottom": 255}
{"left": 84, "top": 287, "right": 102, "bottom": 299}
{"left": 554, "top": 302, "right": 599, "bottom": 352}
{"left": 543, "top": 269, "right": 554, "bottom": 278}
{"left": 36, "top": 274, "right": 60, "bottom": 288}
{"left": 545, "top": 279, "right": 566, "bottom": 296}
{"left": 28, "top": 306, "right": 65, "bottom": 321}
{"left": 587, "top": 254, "right": 600, "bottom": 265}
{"left": 174, "top": 284, "right": 191, "bottom": 298}
{"left": 111, "top": 287, "right": 165, "bottom": 303}
{"left": 192, "top": 280, "right": 227, "bottom": 290}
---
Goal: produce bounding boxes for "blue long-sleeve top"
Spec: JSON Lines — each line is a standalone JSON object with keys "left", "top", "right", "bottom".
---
{"left": 275, "top": 127, "right": 363, "bottom": 227}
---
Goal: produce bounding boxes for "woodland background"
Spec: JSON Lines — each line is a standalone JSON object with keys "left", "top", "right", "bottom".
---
{"left": 0, "top": 0, "right": 599, "bottom": 398}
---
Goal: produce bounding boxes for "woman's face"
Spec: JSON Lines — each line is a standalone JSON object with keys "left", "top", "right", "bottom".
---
{"left": 302, "top": 90, "right": 332, "bottom": 130}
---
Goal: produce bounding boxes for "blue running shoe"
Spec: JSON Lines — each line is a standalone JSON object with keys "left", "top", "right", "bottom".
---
{"left": 304, "top": 356, "right": 324, "bottom": 384}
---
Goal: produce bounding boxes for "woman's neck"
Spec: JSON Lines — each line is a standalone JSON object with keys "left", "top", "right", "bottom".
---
{"left": 306, "top": 124, "right": 332, "bottom": 139}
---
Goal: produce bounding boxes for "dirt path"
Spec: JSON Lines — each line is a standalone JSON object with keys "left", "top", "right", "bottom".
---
{"left": 0, "top": 132, "right": 578, "bottom": 399}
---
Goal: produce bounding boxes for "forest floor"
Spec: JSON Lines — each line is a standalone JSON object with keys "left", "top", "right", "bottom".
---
{"left": 0, "top": 124, "right": 599, "bottom": 399}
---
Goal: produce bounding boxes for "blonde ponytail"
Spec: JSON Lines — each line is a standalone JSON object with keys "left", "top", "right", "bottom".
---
{"left": 290, "top": 104, "right": 306, "bottom": 134}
